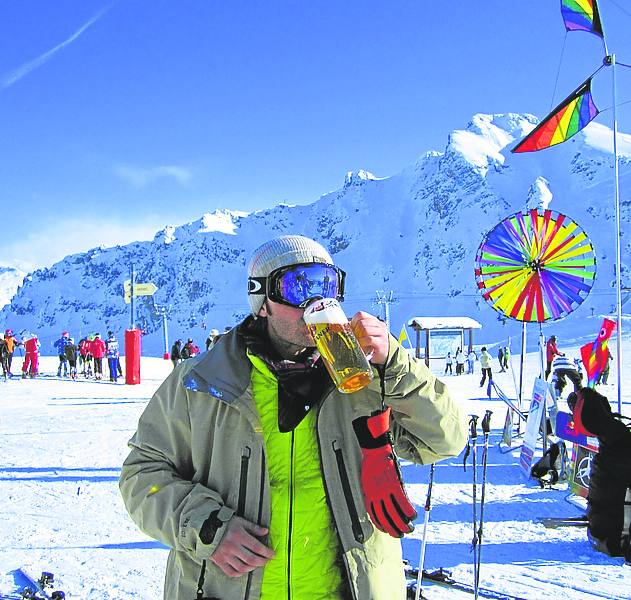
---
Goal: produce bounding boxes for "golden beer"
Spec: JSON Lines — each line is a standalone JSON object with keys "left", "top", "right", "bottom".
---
{"left": 303, "top": 299, "right": 373, "bottom": 394}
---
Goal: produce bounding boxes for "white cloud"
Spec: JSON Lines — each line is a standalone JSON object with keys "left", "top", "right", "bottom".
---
{"left": 115, "top": 165, "right": 193, "bottom": 188}
{"left": 0, "top": 216, "right": 168, "bottom": 270}
{"left": 2, "top": 5, "right": 113, "bottom": 90}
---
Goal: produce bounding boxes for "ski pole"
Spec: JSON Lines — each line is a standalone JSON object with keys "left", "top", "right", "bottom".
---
{"left": 468, "top": 415, "right": 479, "bottom": 592}
{"left": 415, "top": 463, "right": 436, "bottom": 600}
{"left": 475, "top": 409, "right": 493, "bottom": 600}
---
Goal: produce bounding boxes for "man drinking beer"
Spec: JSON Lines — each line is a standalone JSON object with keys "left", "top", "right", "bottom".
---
{"left": 120, "top": 234, "right": 467, "bottom": 600}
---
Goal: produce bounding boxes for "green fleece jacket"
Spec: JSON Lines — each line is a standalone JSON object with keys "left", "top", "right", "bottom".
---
{"left": 249, "top": 353, "right": 342, "bottom": 598}
{"left": 119, "top": 323, "right": 467, "bottom": 599}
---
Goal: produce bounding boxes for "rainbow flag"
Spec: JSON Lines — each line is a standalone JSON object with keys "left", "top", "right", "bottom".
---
{"left": 561, "top": 0, "right": 603, "bottom": 37}
{"left": 512, "top": 77, "right": 598, "bottom": 153}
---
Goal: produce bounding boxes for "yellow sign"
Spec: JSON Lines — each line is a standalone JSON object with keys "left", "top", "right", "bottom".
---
{"left": 123, "top": 280, "right": 158, "bottom": 304}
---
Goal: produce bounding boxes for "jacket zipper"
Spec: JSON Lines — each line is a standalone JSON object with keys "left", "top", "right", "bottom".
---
{"left": 287, "top": 430, "right": 295, "bottom": 599}
{"left": 333, "top": 441, "right": 364, "bottom": 543}
{"left": 315, "top": 399, "right": 359, "bottom": 600}
{"left": 243, "top": 446, "right": 267, "bottom": 600}
{"left": 238, "top": 446, "right": 251, "bottom": 515}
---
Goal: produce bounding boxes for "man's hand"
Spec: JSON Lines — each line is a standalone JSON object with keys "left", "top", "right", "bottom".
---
{"left": 350, "top": 311, "right": 389, "bottom": 366}
{"left": 210, "top": 516, "right": 275, "bottom": 578}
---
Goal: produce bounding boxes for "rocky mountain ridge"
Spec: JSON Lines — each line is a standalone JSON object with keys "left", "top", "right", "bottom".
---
{"left": 2, "top": 113, "right": 629, "bottom": 355}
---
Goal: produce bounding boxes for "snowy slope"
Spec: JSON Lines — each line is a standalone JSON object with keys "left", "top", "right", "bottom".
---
{"left": 0, "top": 266, "right": 26, "bottom": 309}
{"left": 0, "top": 341, "right": 630, "bottom": 599}
{"left": 1, "top": 114, "right": 630, "bottom": 355}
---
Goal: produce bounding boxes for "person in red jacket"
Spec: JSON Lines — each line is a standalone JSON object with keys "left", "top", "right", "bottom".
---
{"left": 545, "top": 335, "right": 563, "bottom": 380}
{"left": 90, "top": 333, "right": 107, "bottom": 380}
{"left": 78, "top": 337, "right": 93, "bottom": 377}
{"left": 21, "top": 332, "right": 40, "bottom": 378}
{"left": 182, "top": 338, "right": 200, "bottom": 359}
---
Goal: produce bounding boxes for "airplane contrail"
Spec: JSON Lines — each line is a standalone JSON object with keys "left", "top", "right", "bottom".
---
{"left": 2, "top": 4, "right": 112, "bottom": 89}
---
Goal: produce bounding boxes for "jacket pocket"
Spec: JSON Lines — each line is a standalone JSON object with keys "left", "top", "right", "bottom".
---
{"left": 333, "top": 441, "right": 364, "bottom": 543}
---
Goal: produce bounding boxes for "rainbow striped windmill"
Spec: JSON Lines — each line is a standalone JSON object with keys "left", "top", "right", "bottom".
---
{"left": 475, "top": 209, "right": 596, "bottom": 323}
{"left": 475, "top": 209, "right": 597, "bottom": 426}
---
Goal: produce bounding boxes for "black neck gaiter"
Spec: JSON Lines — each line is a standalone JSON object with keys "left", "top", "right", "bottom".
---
{"left": 237, "top": 316, "right": 331, "bottom": 432}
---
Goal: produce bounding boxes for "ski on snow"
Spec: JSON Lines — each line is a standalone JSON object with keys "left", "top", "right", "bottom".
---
{"left": 404, "top": 564, "right": 528, "bottom": 600}
{"left": 536, "top": 515, "right": 588, "bottom": 529}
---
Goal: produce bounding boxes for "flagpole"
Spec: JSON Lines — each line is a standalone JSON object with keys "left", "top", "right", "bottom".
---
{"left": 610, "top": 53, "right": 623, "bottom": 415}
{"left": 517, "top": 321, "right": 526, "bottom": 436}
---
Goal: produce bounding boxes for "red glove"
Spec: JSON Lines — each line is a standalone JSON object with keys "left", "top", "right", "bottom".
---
{"left": 352, "top": 407, "right": 417, "bottom": 538}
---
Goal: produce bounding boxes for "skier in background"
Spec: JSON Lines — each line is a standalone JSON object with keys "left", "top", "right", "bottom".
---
{"left": 550, "top": 354, "right": 582, "bottom": 399}
{"left": 596, "top": 349, "right": 613, "bottom": 386}
{"left": 211, "top": 325, "right": 232, "bottom": 344}
{"left": 545, "top": 335, "right": 563, "bottom": 380}
{"left": 106, "top": 331, "right": 120, "bottom": 382}
{"left": 182, "top": 338, "right": 199, "bottom": 359}
{"left": 467, "top": 348, "right": 477, "bottom": 374}
{"left": 444, "top": 352, "right": 453, "bottom": 375}
{"left": 3, "top": 329, "right": 19, "bottom": 376}
{"left": 0, "top": 333, "right": 10, "bottom": 380}
{"left": 21, "top": 331, "right": 40, "bottom": 378}
{"left": 497, "top": 346, "right": 505, "bottom": 372}
{"left": 170, "top": 339, "right": 183, "bottom": 368}
{"left": 53, "top": 331, "right": 71, "bottom": 377}
{"left": 78, "top": 337, "right": 92, "bottom": 377}
{"left": 91, "top": 333, "right": 107, "bottom": 380}
{"left": 455, "top": 347, "right": 466, "bottom": 375}
{"left": 65, "top": 337, "right": 78, "bottom": 379}
{"left": 502, "top": 346, "right": 510, "bottom": 371}
{"left": 205, "top": 328, "right": 220, "bottom": 351}
{"left": 479, "top": 346, "right": 493, "bottom": 388}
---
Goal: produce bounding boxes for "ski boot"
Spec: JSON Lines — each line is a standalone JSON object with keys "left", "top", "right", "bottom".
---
{"left": 35, "top": 572, "right": 65, "bottom": 599}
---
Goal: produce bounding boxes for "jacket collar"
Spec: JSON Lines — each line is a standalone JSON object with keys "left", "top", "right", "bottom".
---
{"left": 183, "top": 321, "right": 251, "bottom": 404}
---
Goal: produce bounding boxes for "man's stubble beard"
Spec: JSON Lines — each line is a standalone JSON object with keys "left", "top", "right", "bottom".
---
{"left": 264, "top": 302, "right": 314, "bottom": 360}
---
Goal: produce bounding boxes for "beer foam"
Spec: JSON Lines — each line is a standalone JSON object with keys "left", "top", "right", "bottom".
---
{"left": 303, "top": 298, "right": 346, "bottom": 324}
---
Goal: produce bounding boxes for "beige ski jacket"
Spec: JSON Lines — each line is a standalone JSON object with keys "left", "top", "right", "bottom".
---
{"left": 119, "top": 325, "right": 467, "bottom": 599}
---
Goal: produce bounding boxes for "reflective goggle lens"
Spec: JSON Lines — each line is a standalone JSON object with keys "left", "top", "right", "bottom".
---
{"left": 272, "top": 263, "right": 344, "bottom": 306}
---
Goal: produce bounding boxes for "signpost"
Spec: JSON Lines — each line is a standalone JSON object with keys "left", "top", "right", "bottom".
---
{"left": 123, "top": 266, "right": 159, "bottom": 384}
{"left": 124, "top": 280, "right": 158, "bottom": 304}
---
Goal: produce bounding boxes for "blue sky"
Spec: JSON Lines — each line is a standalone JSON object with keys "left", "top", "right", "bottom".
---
{"left": 2, "top": 0, "right": 631, "bottom": 269}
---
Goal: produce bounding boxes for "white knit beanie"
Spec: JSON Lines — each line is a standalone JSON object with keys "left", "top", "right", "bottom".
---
{"left": 247, "top": 235, "right": 334, "bottom": 315}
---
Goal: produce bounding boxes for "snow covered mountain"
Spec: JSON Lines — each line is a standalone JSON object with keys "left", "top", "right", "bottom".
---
{"left": 1, "top": 113, "right": 629, "bottom": 355}
{"left": 0, "top": 266, "right": 26, "bottom": 310}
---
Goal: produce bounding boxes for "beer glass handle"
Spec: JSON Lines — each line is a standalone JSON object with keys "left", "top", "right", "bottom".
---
{"left": 375, "top": 363, "right": 386, "bottom": 411}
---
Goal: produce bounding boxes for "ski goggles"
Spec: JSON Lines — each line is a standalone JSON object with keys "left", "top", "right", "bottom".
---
{"left": 248, "top": 262, "right": 346, "bottom": 307}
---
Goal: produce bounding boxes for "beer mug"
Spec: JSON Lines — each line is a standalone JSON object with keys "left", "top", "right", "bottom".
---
{"left": 303, "top": 298, "right": 373, "bottom": 394}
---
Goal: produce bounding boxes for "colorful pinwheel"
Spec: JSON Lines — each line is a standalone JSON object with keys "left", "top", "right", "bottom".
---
{"left": 475, "top": 209, "right": 596, "bottom": 322}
